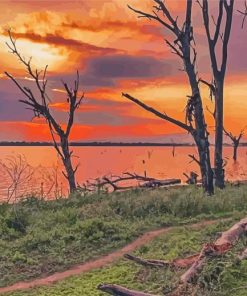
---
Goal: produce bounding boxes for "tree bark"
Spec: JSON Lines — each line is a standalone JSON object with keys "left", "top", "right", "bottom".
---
{"left": 233, "top": 144, "right": 238, "bottom": 162}
{"left": 61, "top": 136, "right": 77, "bottom": 193}
{"left": 201, "top": 0, "right": 234, "bottom": 189}
{"left": 214, "top": 79, "right": 225, "bottom": 188}
{"left": 184, "top": 60, "right": 214, "bottom": 195}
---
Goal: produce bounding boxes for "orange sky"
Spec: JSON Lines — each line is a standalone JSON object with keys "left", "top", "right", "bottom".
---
{"left": 0, "top": 0, "right": 246, "bottom": 142}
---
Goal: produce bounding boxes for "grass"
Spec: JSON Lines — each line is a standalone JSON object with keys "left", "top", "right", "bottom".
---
{"left": 1, "top": 184, "right": 247, "bottom": 290}
{"left": 5, "top": 218, "right": 247, "bottom": 296}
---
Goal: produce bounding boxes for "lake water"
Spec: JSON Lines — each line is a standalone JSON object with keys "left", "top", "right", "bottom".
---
{"left": 0, "top": 146, "right": 246, "bottom": 202}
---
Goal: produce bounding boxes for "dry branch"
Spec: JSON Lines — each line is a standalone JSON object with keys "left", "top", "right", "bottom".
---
{"left": 99, "top": 217, "right": 247, "bottom": 296}
{"left": 98, "top": 284, "right": 156, "bottom": 296}
{"left": 180, "top": 217, "right": 247, "bottom": 283}
{"left": 124, "top": 253, "right": 198, "bottom": 269}
{"left": 82, "top": 172, "right": 181, "bottom": 193}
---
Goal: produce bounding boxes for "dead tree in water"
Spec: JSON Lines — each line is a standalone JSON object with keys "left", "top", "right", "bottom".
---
{"left": 200, "top": 0, "right": 234, "bottom": 188}
{"left": 122, "top": 0, "right": 214, "bottom": 194}
{"left": 224, "top": 127, "right": 245, "bottom": 161}
{"left": 5, "top": 31, "right": 83, "bottom": 193}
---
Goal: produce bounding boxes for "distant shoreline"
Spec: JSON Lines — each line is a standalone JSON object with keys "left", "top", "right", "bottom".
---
{"left": 0, "top": 142, "right": 246, "bottom": 147}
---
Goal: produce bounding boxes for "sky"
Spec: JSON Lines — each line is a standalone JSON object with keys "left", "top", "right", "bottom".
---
{"left": 0, "top": 0, "right": 246, "bottom": 142}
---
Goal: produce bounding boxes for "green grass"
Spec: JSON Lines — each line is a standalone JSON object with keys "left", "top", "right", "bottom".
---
{"left": 5, "top": 218, "right": 247, "bottom": 296}
{"left": 1, "top": 184, "right": 247, "bottom": 289}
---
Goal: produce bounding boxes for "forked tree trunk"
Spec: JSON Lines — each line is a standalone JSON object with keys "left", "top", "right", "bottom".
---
{"left": 201, "top": 0, "right": 234, "bottom": 189}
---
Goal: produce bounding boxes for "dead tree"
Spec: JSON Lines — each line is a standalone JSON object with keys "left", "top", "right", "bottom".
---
{"left": 238, "top": 0, "right": 247, "bottom": 28}
{"left": 122, "top": 0, "right": 214, "bottom": 194}
{"left": 81, "top": 172, "right": 181, "bottom": 193}
{"left": 5, "top": 31, "right": 83, "bottom": 193}
{"left": 200, "top": 0, "right": 234, "bottom": 188}
{"left": 224, "top": 127, "right": 245, "bottom": 161}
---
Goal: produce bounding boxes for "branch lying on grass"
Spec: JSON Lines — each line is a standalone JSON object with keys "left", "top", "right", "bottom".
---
{"left": 99, "top": 217, "right": 247, "bottom": 296}
{"left": 124, "top": 253, "right": 199, "bottom": 269}
{"left": 180, "top": 216, "right": 247, "bottom": 283}
{"left": 98, "top": 284, "right": 156, "bottom": 296}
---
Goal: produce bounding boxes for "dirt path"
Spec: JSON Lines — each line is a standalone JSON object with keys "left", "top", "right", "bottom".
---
{"left": 0, "top": 219, "right": 226, "bottom": 294}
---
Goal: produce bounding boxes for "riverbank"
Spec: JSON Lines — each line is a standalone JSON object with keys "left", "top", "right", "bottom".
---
{"left": 1, "top": 185, "right": 247, "bottom": 292}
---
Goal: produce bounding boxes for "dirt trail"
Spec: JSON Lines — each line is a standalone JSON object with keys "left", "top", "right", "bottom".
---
{"left": 0, "top": 219, "right": 224, "bottom": 294}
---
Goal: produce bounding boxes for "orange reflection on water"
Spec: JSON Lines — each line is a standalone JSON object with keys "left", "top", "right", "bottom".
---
{"left": 0, "top": 146, "right": 246, "bottom": 201}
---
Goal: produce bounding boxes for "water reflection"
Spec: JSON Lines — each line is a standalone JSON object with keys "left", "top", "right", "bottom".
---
{"left": 0, "top": 146, "right": 246, "bottom": 202}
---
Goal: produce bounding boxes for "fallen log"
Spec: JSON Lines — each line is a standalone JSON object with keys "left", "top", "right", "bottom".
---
{"left": 99, "top": 218, "right": 247, "bottom": 296}
{"left": 141, "top": 179, "right": 181, "bottom": 188}
{"left": 97, "top": 284, "right": 156, "bottom": 296}
{"left": 180, "top": 217, "right": 247, "bottom": 283}
{"left": 83, "top": 173, "right": 181, "bottom": 193}
{"left": 124, "top": 253, "right": 198, "bottom": 269}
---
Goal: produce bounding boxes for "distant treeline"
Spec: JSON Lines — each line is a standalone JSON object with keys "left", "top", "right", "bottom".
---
{"left": 0, "top": 142, "right": 246, "bottom": 147}
{"left": 0, "top": 141, "right": 195, "bottom": 147}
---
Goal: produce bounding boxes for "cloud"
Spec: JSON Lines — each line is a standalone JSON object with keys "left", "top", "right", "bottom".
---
{"left": 7, "top": 31, "right": 123, "bottom": 56}
{"left": 86, "top": 54, "right": 174, "bottom": 79}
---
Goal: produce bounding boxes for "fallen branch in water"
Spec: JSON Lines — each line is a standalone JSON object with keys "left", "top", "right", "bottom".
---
{"left": 80, "top": 172, "right": 181, "bottom": 193}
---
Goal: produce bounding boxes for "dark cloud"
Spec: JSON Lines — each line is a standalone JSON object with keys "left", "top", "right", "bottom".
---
{"left": 9, "top": 31, "right": 123, "bottom": 55}
{"left": 86, "top": 54, "right": 174, "bottom": 79}
{"left": 0, "top": 92, "right": 31, "bottom": 121}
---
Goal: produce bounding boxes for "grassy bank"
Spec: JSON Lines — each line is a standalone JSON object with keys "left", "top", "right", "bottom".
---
{"left": 5, "top": 218, "right": 247, "bottom": 296}
{"left": 1, "top": 185, "right": 247, "bottom": 289}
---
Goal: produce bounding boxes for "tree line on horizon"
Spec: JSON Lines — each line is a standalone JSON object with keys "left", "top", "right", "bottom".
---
{"left": 4, "top": 0, "right": 247, "bottom": 195}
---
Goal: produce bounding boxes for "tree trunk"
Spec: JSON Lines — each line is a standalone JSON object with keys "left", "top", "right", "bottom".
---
{"left": 214, "top": 79, "right": 225, "bottom": 188}
{"left": 195, "top": 137, "right": 214, "bottom": 195}
{"left": 61, "top": 136, "right": 77, "bottom": 193}
{"left": 233, "top": 144, "right": 238, "bottom": 162}
{"left": 185, "top": 61, "right": 214, "bottom": 195}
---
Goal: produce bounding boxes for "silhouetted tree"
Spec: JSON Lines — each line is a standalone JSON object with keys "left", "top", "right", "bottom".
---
{"left": 122, "top": 0, "right": 214, "bottom": 194}
{"left": 5, "top": 31, "right": 83, "bottom": 193}
{"left": 224, "top": 127, "right": 245, "bottom": 161}
{"left": 200, "top": 0, "right": 234, "bottom": 188}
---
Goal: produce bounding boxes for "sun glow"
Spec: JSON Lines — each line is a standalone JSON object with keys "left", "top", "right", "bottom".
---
{"left": 3, "top": 36, "right": 67, "bottom": 71}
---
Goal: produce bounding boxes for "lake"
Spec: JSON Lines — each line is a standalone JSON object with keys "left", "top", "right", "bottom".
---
{"left": 0, "top": 146, "right": 246, "bottom": 202}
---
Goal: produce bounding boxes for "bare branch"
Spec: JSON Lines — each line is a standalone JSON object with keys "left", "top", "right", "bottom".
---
{"left": 122, "top": 93, "right": 193, "bottom": 133}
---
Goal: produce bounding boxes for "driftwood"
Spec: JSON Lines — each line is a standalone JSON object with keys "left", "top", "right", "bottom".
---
{"left": 81, "top": 172, "right": 181, "bottom": 193}
{"left": 141, "top": 179, "right": 181, "bottom": 188}
{"left": 98, "top": 284, "right": 156, "bottom": 296}
{"left": 183, "top": 172, "right": 199, "bottom": 185}
{"left": 99, "top": 217, "right": 247, "bottom": 296}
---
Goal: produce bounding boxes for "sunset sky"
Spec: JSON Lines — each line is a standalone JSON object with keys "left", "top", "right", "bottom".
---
{"left": 0, "top": 0, "right": 246, "bottom": 142}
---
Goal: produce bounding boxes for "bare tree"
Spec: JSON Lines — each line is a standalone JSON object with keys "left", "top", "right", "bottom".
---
{"left": 5, "top": 31, "right": 83, "bottom": 193}
{"left": 122, "top": 0, "right": 214, "bottom": 194}
{"left": 200, "top": 0, "right": 234, "bottom": 188}
{"left": 224, "top": 127, "right": 245, "bottom": 161}
{"left": 238, "top": 0, "right": 247, "bottom": 27}
{"left": 0, "top": 154, "right": 34, "bottom": 203}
